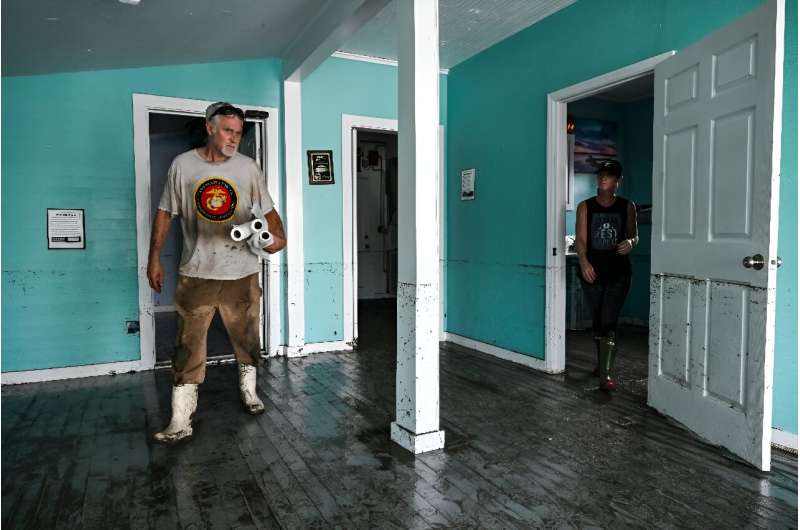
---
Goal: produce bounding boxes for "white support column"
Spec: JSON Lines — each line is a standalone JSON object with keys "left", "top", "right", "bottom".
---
{"left": 390, "top": 0, "right": 445, "bottom": 454}
{"left": 284, "top": 80, "right": 306, "bottom": 356}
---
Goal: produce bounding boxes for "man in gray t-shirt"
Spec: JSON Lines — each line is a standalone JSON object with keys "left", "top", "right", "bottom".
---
{"left": 148, "top": 102, "right": 286, "bottom": 444}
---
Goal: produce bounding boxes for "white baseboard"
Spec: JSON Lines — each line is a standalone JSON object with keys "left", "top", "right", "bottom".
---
{"left": 2, "top": 360, "right": 149, "bottom": 385}
{"left": 278, "top": 345, "right": 305, "bottom": 358}
{"left": 277, "top": 341, "right": 353, "bottom": 358}
{"left": 303, "top": 340, "right": 352, "bottom": 354}
{"left": 442, "top": 332, "right": 561, "bottom": 373}
{"left": 772, "top": 428, "right": 798, "bottom": 452}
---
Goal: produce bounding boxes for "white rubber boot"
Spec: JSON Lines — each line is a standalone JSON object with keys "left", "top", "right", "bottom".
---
{"left": 153, "top": 384, "right": 198, "bottom": 443}
{"left": 239, "top": 364, "right": 265, "bottom": 415}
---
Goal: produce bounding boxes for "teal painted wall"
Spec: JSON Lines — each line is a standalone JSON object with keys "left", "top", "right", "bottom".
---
{"left": 301, "top": 57, "right": 448, "bottom": 343}
{"left": 773, "top": 0, "right": 797, "bottom": 435}
{"left": 2, "top": 59, "right": 283, "bottom": 372}
{"left": 446, "top": 0, "right": 797, "bottom": 433}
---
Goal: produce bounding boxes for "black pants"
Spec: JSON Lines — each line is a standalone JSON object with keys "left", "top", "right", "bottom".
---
{"left": 580, "top": 275, "right": 631, "bottom": 338}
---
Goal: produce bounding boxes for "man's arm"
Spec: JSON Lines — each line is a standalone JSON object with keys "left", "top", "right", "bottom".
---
{"left": 265, "top": 209, "right": 286, "bottom": 253}
{"left": 147, "top": 209, "right": 173, "bottom": 292}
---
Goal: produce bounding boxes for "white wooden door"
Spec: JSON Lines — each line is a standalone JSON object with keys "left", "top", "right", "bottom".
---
{"left": 649, "top": 0, "right": 784, "bottom": 471}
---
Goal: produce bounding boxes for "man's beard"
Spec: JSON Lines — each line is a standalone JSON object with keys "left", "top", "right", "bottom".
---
{"left": 221, "top": 145, "right": 237, "bottom": 157}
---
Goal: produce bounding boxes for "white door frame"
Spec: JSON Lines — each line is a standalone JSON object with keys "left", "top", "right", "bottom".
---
{"left": 342, "top": 114, "right": 445, "bottom": 346}
{"left": 133, "top": 94, "right": 282, "bottom": 368}
{"left": 543, "top": 52, "right": 675, "bottom": 374}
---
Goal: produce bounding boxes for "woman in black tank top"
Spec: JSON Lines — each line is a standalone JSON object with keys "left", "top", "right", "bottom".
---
{"left": 575, "top": 160, "right": 638, "bottom": 391}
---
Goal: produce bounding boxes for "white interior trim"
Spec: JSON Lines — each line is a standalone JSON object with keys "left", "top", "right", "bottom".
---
{"left": 263, "top": 99, "right": 283, "bottom": 356}
{"left": 131, "top": 94, "right": 281, "bottom": 372}
{"left": 2, "top": 360, "right": 147, "bottom": 385}
{"left": 342, "top": 115, "right": 445, "bottom": 346}
{"left": 332, "top": 51, "right": 450, "bottom": 75}
{"left": 282, "top": 0, "right": 392, "bottom": 81}
{"left": 343, "top": 115, "right": 398, "bottom": 346}
{"left": 443, "top": 332, "right": 560, "bottom": 373}
{"left": 302, "top": 340, "right": 353, "bottom": 355}
{"left": 277, "top": 341, "right": 353, "bottom": 357}
{"left": 772, "top": 428, "right": 798, "bottom": 452}
{"left": 544, "top": 52, "right": 675, "bottom": 375}
{"left": 284, "top": 81, "right": 306, "bottom": 354}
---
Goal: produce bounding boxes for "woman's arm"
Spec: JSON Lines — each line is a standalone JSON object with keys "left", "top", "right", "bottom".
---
{"left": 576, "top": 201, "right": 596, "bottom": 283}
{"left": 616, "top": 201, "right": 638, "bottom": 255}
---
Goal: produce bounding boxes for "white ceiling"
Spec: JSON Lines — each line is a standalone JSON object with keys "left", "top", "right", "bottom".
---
{"left": 592, "top": 74, "right": 655, "bottom": 103}
{"left": 341, "top": 0, "right": 575, "bottom": 69}
{"left": 2, "top": 0, "right": 575, "bottom": 76}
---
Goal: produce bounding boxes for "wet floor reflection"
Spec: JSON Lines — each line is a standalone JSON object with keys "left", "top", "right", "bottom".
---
{"left": 2, "top": 304, "right": 796, "bottom": 528}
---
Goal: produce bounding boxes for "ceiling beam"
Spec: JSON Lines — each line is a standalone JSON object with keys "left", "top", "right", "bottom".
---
{"left": 282, "top": 0, "right": 391, "bottom": 82}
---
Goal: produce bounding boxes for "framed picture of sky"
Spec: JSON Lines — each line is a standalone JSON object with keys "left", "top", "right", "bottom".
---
{"left": 573, "top": 119, "right": 618, "bottom": 174}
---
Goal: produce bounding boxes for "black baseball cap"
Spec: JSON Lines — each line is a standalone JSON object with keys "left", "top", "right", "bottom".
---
{"left": 595, "top": 159, "right": 623, "bottom": 178}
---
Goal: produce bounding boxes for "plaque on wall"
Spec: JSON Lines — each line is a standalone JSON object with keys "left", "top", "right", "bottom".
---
{"left": 307, "top": 150, "right": 334, "bottom": 185}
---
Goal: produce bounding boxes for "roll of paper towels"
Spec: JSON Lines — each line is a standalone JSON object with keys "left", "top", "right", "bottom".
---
{"left": 230, "top": 222, "right": 254, "bottom": 242}
{"left": 249, "top": 229, "right": 274, "bottom": 250}
{"left": 250, "top": 218, "right": 265, "bottom": 232}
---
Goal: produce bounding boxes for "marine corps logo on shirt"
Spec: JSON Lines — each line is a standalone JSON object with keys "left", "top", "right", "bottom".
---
{"left": 194, "top": 177, "right": 238, "bottom": 222}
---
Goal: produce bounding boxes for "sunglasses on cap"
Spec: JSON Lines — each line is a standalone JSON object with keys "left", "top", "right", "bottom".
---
{"left": 209, "top": 104, "right": 245, "bottom": 121}
{"left": 595, "top": 159, "right": 622, "bottom": 177}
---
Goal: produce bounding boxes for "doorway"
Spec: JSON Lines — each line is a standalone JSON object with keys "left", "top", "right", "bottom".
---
{"left": 342, "top": 114, "right": 445, "bottom": 349}
{"left": 133, "top": 94, "right": 281, "bottom": 369}
{"left": 355, "top": 131, "right": 399, "bottom": 349}
{"left": 543, "top": 52, "right": 673, "bottom": 374}
{"left": 148, "top": 113, "right": 262, "bottom": 364}
{"left": 563, "top": 75, "right": 655, "bottom": 397}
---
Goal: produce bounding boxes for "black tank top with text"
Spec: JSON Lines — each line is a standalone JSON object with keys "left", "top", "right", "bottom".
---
{"left": 584, "top": 196, "right": 632, "bottom": 284}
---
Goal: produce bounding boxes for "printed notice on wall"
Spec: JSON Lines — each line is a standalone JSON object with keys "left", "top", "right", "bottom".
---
{"left": 461, "top": 168, "right": 475, "bottom": 201}
{"left": 47, "top": 209, "right": 85, "bottom": 249}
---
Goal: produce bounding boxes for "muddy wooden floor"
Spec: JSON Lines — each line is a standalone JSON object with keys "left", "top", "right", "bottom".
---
{"left": 3, "top": 301, "right": 797, "bottom": 528}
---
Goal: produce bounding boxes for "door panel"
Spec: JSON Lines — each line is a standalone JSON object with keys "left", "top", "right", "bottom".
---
{"left": 666, "top": 65, "right": 699, "bottom": 111}
{"left": 649, "top": 0, "right": 783, "bottom": 470}
{"left": 705, "top": 281, "right": 747, "bottom": 406}
{"left": 713, "top": 37, "right": 757, "bottom": 94}
{"left": 663, "top": 127, "right": 697, "bottom": 238}
{"left": 655, "top": 275, "right": 692, "bottom": 386}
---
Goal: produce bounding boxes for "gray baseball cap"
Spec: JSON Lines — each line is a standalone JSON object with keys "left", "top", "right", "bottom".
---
{"left": 205, "top": 101, "right": 244, "bottom": 121}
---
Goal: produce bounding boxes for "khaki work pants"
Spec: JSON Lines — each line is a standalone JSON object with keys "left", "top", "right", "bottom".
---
{"left": 173, "top": 273, "right": 261, "bottom": 384}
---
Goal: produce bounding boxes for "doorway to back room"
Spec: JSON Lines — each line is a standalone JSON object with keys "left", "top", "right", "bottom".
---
{"left": 355, "top": 130, "right": 399, "bottom": 350}
{"left": 563, "top": 74, "right": 654, "bottom": 397}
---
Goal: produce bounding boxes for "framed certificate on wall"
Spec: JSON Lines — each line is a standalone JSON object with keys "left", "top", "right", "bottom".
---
{"left": 307, "top": 150, "right": 334, "bottom": 185}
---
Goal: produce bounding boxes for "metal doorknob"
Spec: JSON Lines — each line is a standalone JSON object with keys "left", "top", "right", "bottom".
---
{"left": 742, "top": 254, "right": 765, "bottom": 270}
{"left": 772, "top": 256, "right": 783, "bottom": 268}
